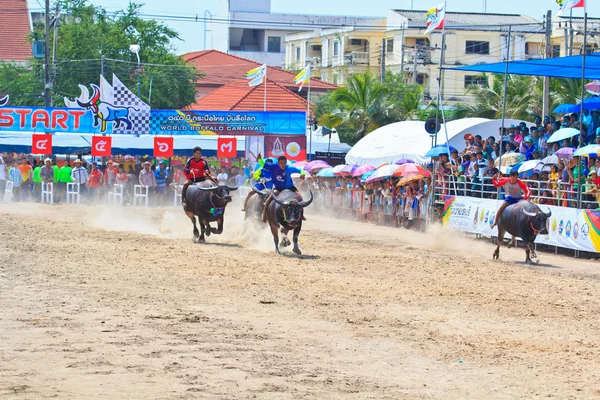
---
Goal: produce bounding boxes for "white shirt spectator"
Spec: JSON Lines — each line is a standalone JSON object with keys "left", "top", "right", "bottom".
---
{"left": 217, "top": 172, "right": 228, "bottom": 185}
{"left": 235, "top": 173, "right": 245, "bottom": 187}
{"left": 71, "top": 166, "right": 89, "bottom": 185}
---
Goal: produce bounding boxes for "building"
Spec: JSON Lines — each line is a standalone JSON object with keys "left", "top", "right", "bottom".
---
{"left": 283, "top": 19, "right": 387, "bottom": 85}
{"left": 208, "top": 0, "right": 384, "bottom": 67}
{"left": 0, "top": 0, "right": 32, "bottom": 63}
{"left": 551, "top": 16, "right": 600, "bottom": 57}
{"left": 183, "top": 50, "right": 337, "bottom": 101}
{"left": 384, "top": 10, "right": 545, "bottom": 103}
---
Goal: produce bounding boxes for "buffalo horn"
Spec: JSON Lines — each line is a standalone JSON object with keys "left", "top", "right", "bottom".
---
{"left": 251, "top": 184, "right": 269, "bottom": 197}
{"left": 545, "top": 209, "right": 552, "bottom": 218}
{"left": 298, "top": 191, "right": 314, "bottom": 208}
{"left": 198, "top": 185, "right": 218, "bottom": 192}
{"left": 523, "top": 209, "right": 537, "bottom": 217}
{"left": 226, "top": 185, "right": 239, "bottom": 192}
{"left": 272, "top": 192, "right": 291, "bottom": 206}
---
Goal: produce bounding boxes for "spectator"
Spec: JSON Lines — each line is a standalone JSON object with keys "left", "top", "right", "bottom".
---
{"left": 242, "top": 159, "right": 251, "bottom": 179}
{"left": 57, "top": 161, "right": 73, "bottom": 203}
{"left": 103, "top": 160, "right": 118, "bottom": 188}
{"left": 0, "top": 156, "right": 6, "bottom": 194}
{"left": 139, "top": 161, "right": 156, "bottom": 193}
{"left": 88, "top": 162, "right": 103, "bottom": 203}
{"left": 483, "top": 159, "right": 499, "bottom": 198}
{"left": 116, "top": 166, "right": 128, "bottom": 186}
{"left": 40, "top": 158, "right": 55, "bottom": 184}
{"left": 71, "top": 159, "right": 89, "bottom": 195}
{"left": 217, "top": 165, "right": 229, "bottom": 185}
{"left": 18, "top": 158, "right": 33, "bottom": 201}
{"left": 8, "top": 159, "right": 22, "bottom": 201}
{"left": 154, "top": 161, "right": 169, "bottom": 205}
{"left": 32, "top": 160, "right": 43, "bottom": 201}
{"left": 235, "top": 169, "right": 246, "bottom": 188}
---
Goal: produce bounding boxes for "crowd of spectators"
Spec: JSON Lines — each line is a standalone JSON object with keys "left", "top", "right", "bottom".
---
{"left": 434, "top": 112, "right": 600, "bottom": 209}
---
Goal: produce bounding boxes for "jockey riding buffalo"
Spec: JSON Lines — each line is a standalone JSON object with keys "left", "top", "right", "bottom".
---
{"left": 492, "top": 200, "right": 551, "bottom": 264}
{"left": 244, "top": 184, "right": 269, "bottom": 223}
{"left": 264, "top": 189, "right": 313, "bottom": 255}
{"left": 183, "top": 181, "right": 237, "bottom": 243}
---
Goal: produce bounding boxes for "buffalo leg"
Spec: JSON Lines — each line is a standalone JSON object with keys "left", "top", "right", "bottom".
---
{"left": 205, "top": 222, "right": 212, "bottom": 236}
{"left": 197, "top": 219, "right": 206, "bottom": 243}
{"left": 493, "top": 226, "right": 504, "bottom": 260}
{"left": 525, "top": 244, "right": 532, "bottom": 264}
{"left": 270, "top": 223, "right": 280, "bottom": 254}
{"left": 292, "top": 224, "right": 302, "bottom": 255}
{"left": 507, "top": 236, "right": 517, "bottom": 248}
{"left": 186, "top": 211, "right": 199, "bottom": 239}
{"left": 211, "top": 217, "right": 223, "bottom": 235}
{"left": 279, "top": 228, "right": 291, "bottom": 248}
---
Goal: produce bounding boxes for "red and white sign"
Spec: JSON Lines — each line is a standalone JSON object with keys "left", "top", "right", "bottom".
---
{"left": 154, "top": 137, "right": 174, "bottom": 157}
{"left": 32, "top": 134, "right": 52, "bottom": 155}
{"left": 91, "top": 136, "right": 112, "bottom": 157}
{"left": 265, "top": 136, "right": 306, "bottom": 162}
{"left": 217, "top": 137, "right": 236, "bottom": 158}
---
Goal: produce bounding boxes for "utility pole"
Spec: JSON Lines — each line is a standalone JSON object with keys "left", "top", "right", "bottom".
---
{"left": 51, "top": 2, "right": 59, "bottom": 107}
{"left": 400, "top": 24, "right": 405, "bottom": 80}
{"left": 569, "top": 11, "right": 574, "bottom": 56}
{"left": 44, "top": 0, "right": 51, "bottom": 108}
{"left": 381, "top": 38, "right": 386, "bottom": 83}
{"left": 543, "top": 10, "right": 552, "bottom": 118}
{"left": 413, "top": 46, "right": 418, "bottom": 84}
{"left": 101, "top": 55, "right": 105, "bottom": 76}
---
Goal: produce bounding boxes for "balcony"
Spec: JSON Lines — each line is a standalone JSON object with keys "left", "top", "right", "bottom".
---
{"left": 344, "top": 51, "right": 369, "bottom": 66}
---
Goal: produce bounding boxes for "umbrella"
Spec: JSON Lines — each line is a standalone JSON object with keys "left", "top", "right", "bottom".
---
{"left": 396, "top": 173, "right": 424, "bottom": 187}
{"left": 306, "top": 163, "right": 332, "bottom": 173}
{"left": 332, "top": 165, "right": 347, "bottom": 175}
{"left": 365, "top": 164, "right": 400, "bottom": 183}
{"left": 555, "top": 147, "right": 576, "bottom": 159}
{"left": 392, "top": 163, "right": 430, "bottom": 177}
{"left": 339, "top": 164, "right": 359, "bottom": 176}
{"left": 541, "top": 154, "right": 558, "bottom": 165}
{"left": 547, "top": 128, "right": 580, "bottom": 143}
{"left": 317, "top": 167, "right": 335, "bottom": 178}
{"left": 494, "top": 152, "right": 525, "bottom": 167}
{"left": 304, "top": 160, "right": 328, "bottom": 170}
{"left": 579, "top": 97, "right": 600, "bottom": 110}
{"left": 424, "top": 144, "right": 456, "bottom": 158}
{"left": 291, "top": 172, "right": 311, "bottom": 178}
{"left": 586, "top": 81, "right": 600, "bottom": 95}
{"left": 361, "top": 170, "right": 376, "bottom": 181}
{"left": 394, "top": 158, "right": 414, "bottom": 165}
{"left": 352, "top": 165, "right": 376, "bottom": 177}
{"left": 498, "top": 165, "right": 513, "bottom": 175}
{"left": 552, "top": 104, "right": 580, "bottom": 114}
{"left": 574, "top": 144, "right": 600, "bottom": 157}
{"left": 292, "top": 161, "right": 307, "bottom": 169}
{"left": 517, "top": 160, "right": 544, "bottom": 173}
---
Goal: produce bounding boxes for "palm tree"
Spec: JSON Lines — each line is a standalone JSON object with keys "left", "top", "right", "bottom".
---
{"left": 318, "top": 72, "right": 390, "bottom": 140}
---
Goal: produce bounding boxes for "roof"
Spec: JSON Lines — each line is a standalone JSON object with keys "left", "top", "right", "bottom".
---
{"left": 186, "top": 79, "right": 310, "bottom": 113}
{"left": 392, "top": 10, "right": 541, "bottom": 32}
{"left": 183, "top": 50, "right": 337, "bottom": 91}
{"left": 0, "top": 0, "right": 31, "bottom": 61}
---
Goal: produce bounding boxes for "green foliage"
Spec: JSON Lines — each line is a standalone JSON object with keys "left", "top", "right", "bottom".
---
{"left": 315, "top": 71, "right": 426, "bottom": 143}
{"left": 0, "top": 1, "right": 199, "bottom": 109}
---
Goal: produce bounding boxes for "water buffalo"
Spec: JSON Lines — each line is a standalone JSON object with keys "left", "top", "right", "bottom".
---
{"left": 265, "top": 189, "right": 313, "bottom": 255}
{"left": 183, "top": 181, "right": 238, "bottom": 243}
{"left": 244, "top": 185, "right": 269, "bottom": 222}
{"left": 492, "top": 200, "right": 551, "bottom": 264}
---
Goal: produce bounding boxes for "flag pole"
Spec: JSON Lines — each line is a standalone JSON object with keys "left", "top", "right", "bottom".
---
{"left": 577, "top": 5, "right": 587, "bottom": 212}
{"left": 263, "top": 67, "right": 267, "bottom": 112}
{"left": 498, "top": 24, "right": 512, "bottom": 178}
{"left": 307, "top": 62, "right": 312, "bottom": 161}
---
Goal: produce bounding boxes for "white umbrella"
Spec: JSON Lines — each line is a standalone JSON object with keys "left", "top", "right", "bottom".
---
{"left": 574, "top": 144, "right": 600, "bottom": 157}
{"left": 541, "top": 154, "right": 558, "bottom": 165}
{"left": 332, "top": 165, "right": 347, "bottom": 174}
{"left": 547, "top": 128, "right": 580, "bottom": 143}
{"left": 365, "top": 164, "right": 400, "bottom": 183}
{"left": 517, "top": 160, "right": 544, "bottom": 173}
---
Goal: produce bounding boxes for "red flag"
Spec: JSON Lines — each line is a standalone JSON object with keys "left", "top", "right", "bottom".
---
{"left": 217, "top": 137, "right": 237, "bottom": 158}
{"left": 91, "top": 136, "right": 112, "bottom": 157}
{"left": 32, "top": 134, "right": 52, "bottom": 155}
{"left": 154, "top": 137, "right": 174, "bottom": 157}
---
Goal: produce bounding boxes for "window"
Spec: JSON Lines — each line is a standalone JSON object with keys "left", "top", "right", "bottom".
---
{"left": 465, "top": 40, "right": 490, "bottom": 55}
{"left": 464, "top": 75, "right": 487, "bottom": 88}
{"left": 386, "top": 39, "right": 394, "bottom": 53}
{"left": 416, "top": 73, "right": 425, "bottom": 85}
{"left": 415, "top": 38, "right": 429, "bottom": 47}
{"left": 350, "top": 39, "right": 362, "bottom": 46}
{"left": 552, "top": 45, "right": 561, "bottom": 58}
{"left": 268, "top": 36, "right": 281, "bottom": 53}
{"left": 295, "top": 47, "right": 301, "bottom": 61}
{"left": 333, "top": 41, "right": 339, "bottom": 56}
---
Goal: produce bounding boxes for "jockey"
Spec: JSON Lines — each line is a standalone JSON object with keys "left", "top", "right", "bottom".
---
{"left": 181, "top": 146, "right": 215, "bottom": 207}
{"left": 259, "top": 155, "right": 307, "bottom": 223}
{"left": 241, "top": 157, "right": 273, "bottom": 212}
{"left": 491, "top": 170, "right": 531, "bottom": 229}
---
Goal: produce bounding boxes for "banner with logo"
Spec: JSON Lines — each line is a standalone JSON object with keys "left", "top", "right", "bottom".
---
{"left": 442, "top": 196, "right": 600, "bottom": 253}
{"left": 264, "top": 135, "right": 306, "bottom": 162}
{"left": 91, "top": 136, "right": 112, "bottom": 157}
{"left": 32, "top": 134, "right": 52, "bottom": 154}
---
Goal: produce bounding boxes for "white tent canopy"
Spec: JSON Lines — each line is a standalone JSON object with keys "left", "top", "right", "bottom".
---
{"left": 345, "top": 118, "right": 532, "bottom": 166}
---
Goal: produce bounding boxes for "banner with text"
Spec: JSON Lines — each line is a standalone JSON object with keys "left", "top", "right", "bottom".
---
{"left": 442, "top": 196, "right": 600, "bottom": 253}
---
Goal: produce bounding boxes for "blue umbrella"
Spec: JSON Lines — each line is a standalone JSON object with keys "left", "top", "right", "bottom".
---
{"left": 317, "top": 167, "right": 335, "bottom": 178}
{"left": 424, "top": 144, "right": 456, "bottom": 158}
{"left": 361, "top": 170, "right": 376, "bottom": 181}
{"left": 578, "top": 97, "right": 600, "bottom": 110}
{"left": 553, "top": 103, "right": 579, "bottom": 114}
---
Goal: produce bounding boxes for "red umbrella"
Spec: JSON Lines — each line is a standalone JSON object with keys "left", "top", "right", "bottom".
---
{"left": 392, "top": 163, "right": 430, "bottom": 177}
{"left": 352, "top": 165, "right": 376, "bottom": 177}
{"left": 586, "top": 81, "right": 600, "bottom": 95}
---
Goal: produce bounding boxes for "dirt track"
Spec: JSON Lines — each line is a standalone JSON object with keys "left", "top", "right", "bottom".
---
{"left": 1, "top": 202, "right": 599, "bottom": 399}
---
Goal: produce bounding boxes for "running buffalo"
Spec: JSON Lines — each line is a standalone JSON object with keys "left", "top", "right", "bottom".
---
{"left": 264, "top": 189, "right": 313, "bottom": 255}
{"left": 183, "top": 181, "right": 238, "bottom": 243}
{"left": 492, "top": 200, "right": 551, "bottom": 264}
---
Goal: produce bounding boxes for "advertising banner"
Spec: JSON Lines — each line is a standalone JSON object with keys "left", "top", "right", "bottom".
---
{"left": 442, "top": 196, "right": 600, "bottom": 253}
{"left": 264, "top": 135, "right": 307, "bottom": 162}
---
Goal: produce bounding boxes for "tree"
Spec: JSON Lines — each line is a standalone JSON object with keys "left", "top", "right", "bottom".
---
{"left": 0, "top": 1, "right": 199, "bottom": 109}
{"left": 317, "top": 72, "right": 391, "bottom": 140}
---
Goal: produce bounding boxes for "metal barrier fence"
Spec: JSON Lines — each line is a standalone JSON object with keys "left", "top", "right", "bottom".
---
{"left": 3, "top": 181, "right": 13, "bottom": 202}
{"left": 133, "top": 185, "right": 149, "bottom": 208}
{"left": 173, "top": 184, "right": 182, "bottom": 207}
{"left": 66, "top": 183, "right": 81, "bottom": 205}
{"left": 41, "top": 182, "right": 54, "bottom": 205}
{"left": 108, "top": 184, "right": 124, "bottom": 207}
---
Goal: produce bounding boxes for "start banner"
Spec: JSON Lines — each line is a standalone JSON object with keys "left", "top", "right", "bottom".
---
{"left": 442, "top": 196, "right": 600, "bottom": 253}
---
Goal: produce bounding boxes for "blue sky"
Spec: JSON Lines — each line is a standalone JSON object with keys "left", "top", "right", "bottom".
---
{"left": 28, "top": 0, "right": 598, "bottom": 55}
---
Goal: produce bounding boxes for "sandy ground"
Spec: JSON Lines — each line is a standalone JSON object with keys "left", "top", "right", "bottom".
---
{"left": 1, "top": 200, "right": 599, "bottom": 399}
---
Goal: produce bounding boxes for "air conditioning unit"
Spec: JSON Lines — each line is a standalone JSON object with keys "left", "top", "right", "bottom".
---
{"left": 32, "top": 41, "right": 45, "bottom": 59}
